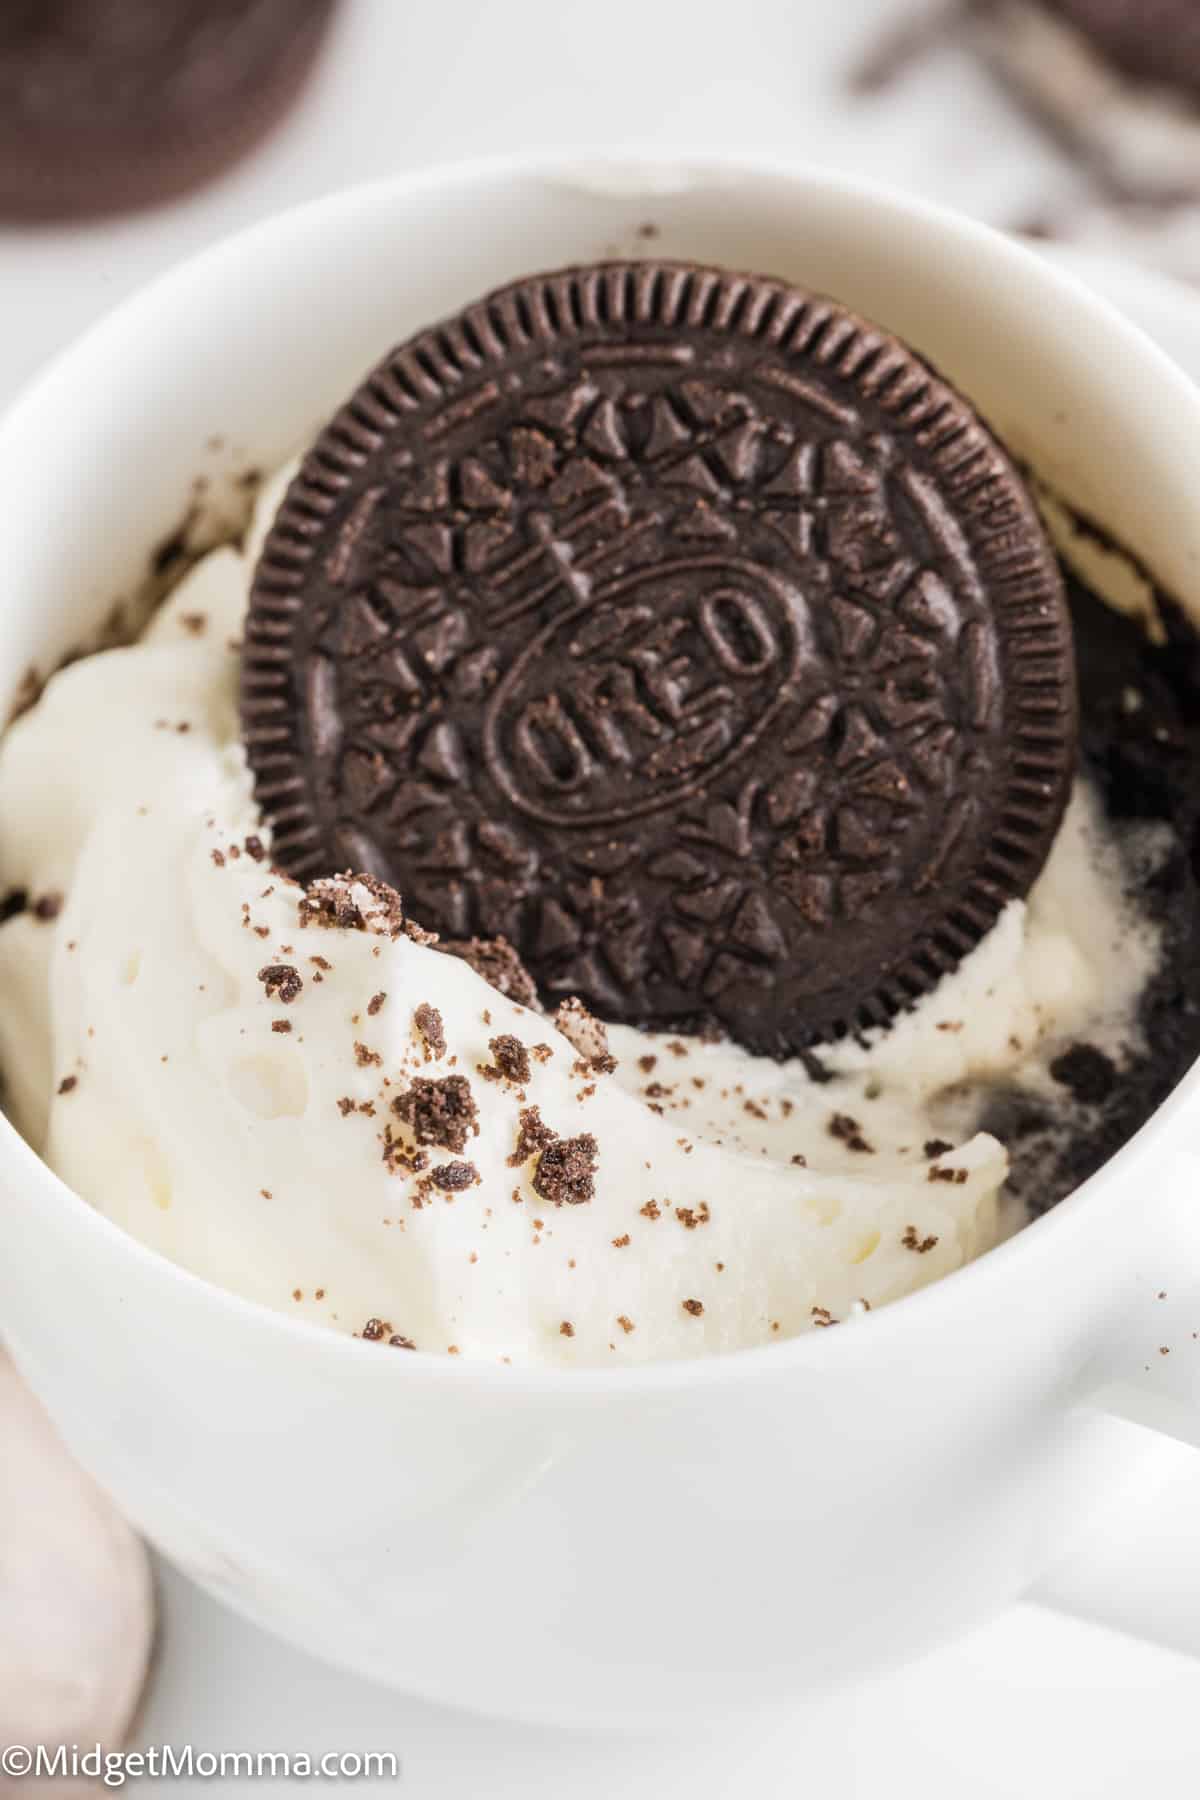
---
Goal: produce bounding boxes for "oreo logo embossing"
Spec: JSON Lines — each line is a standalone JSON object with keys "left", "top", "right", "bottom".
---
{"left": 486, "top": 559, "right": 806, "bottom": 827}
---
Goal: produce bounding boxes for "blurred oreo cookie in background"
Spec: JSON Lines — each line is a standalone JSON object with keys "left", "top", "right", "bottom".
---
{"left": 0, "top": 0, "right": 341, "bottom": 223}
{"left": 853, "top": 0, "right": 1200, "bottom": 210}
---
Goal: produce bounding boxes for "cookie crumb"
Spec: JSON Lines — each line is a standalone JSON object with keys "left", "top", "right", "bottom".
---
{"left": 483, "top": 1033, "right": 532, "bottom": 1086}
{"left": 508, "top": 1105, "right": 555, "bottom": 1167}
{"left": 1049, "top": 1043, "right": 1117, "bottom": 1106}
{"left": 258, "top": 962, "right": 302, "bottom": 1004}
{"left": 430, "top": 1159, "right": 478, "bottom": 1192}
{"left": 927, "top": 1164, "right": 968, "bottom": 1186}
{"left": 414, "top": 1002, "right": 446, "bottom": 1060}
{"left": 533, "top": 1133, "right": 598, "bottom": 1207}
{"left": 828, "top": 1112, "right": 873, "bottom": 1154}
{"left": 554, "top": 996, "right": 616, "bottom": 1073}
{"left": 438, "top": 934, "right": 537, "bottom": 1005}
{"left": 393, "top": 1074, "right": 479, "bottom": 1152}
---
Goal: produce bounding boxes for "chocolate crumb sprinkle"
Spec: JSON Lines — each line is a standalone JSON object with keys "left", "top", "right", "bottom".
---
{"left": 508, "top": 1105, "right": 555, "bottom": 1167}
{"left": 367, "top": 991, "right": 387, "bottom": 1017}
{"left": 902, "top": 1226, "right": 939, "bottom": 1254}
{"left": 271, "top": 1019, "right": 292, "bottom": 1034}
{"left": 393, "top": 1074, "right": 479, "bottom": 1152}
{"left": 559, "top": 1321, "right": 575, "bottom": 1338}
{"left": 438, "top": 934, "right": 537, "bottom": 1005}
{"left": 924, "top": 1138, "right": 953, "bottom": 1160}
{"left": 828, "top": 1112, "right": 874, "bottom": 1154}
{"left": 430, "top": 1160, "right": 478, "bottom": 1192}
{"left": 0, "top": 888, "right": 27, "bottom": 924}
{"left": 681, "top": 1298, "right": 704, "bottom": 1317}
{"left": 414, "top": 1002, "right": 446, "bottom": 1060}
{"left": 258, "top": 963, "right": 302, "bottom": 1004}
{"left": 32, "top": 892, "right": 63, "bottom": 922}
{"left": 483, "top": 1033, "right": 532, "bottom": 1086}
{"left": 533, "top": 1133, "right": 598, "bottom": 1207}
{"left": 1050, "top": 1043, "right": 1117, "bottom": 1107}
{"left": 57, "top": 1075, "right": 77, "bottom": 1095}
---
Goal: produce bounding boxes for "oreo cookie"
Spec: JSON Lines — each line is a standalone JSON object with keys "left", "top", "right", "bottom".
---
{"left": 1039, "top": 0, "right": 1200, "bottom": 98}
{"left": 243, "top": 262, "right": 1076, "bottom": 1054}
{"left": 0, "top": 0, "right": 339, "bottom": 223}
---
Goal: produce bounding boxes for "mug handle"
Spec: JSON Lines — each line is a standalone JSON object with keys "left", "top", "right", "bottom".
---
{"left": 1031, "top": 1155, "right": 1200, "bottom": 1660}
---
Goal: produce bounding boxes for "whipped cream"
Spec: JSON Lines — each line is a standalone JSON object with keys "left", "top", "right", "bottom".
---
{"left": 0, "top": 467, "right": 1162, "bottom": 1365}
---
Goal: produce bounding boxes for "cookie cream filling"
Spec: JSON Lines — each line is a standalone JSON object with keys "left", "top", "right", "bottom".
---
{"left": 0, "top": 466, "right": 1161, "bottom": 1365}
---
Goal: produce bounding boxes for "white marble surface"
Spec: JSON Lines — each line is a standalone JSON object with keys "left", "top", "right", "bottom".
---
{"left": 9, "top": 2, "right": 1200, "bottom": 1792}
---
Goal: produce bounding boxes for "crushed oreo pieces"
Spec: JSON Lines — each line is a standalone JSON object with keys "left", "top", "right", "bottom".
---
{"left": 258, "top": 963, "right": 303, "bottom": 1004}
{"left": 828, "top": 1112, "right": 874, "bottom": 1154}
{"left": 430, "top": 1160, "right": 478, "bottom": 1192}
{"left": 482, "top": 1033, "right": 531, "bottom": 1086}
{"left": 413, "top": 1001, "right": 446, "bottom": 1060}
{"left": 438, "top": 935, "right": 538, "bottom": 1006}
{"left": 532, "top": 1132, "right": 598, "bottom": 1207}
{"left": 299, "top": 871, "right": 413, "bottom": 939}
{"left": 508, "top": 1105, "right": 556, "bottom": 1167}
{"left": 554, "top": 997, "right": 616, "bottom": 1073}
{"left": 392, "top": 1074, "right": 479, "bottom": 1153}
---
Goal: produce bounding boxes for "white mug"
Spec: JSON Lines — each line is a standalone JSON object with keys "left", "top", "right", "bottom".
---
{"left": 2, "top": 154, "right": 1200, "bottom": 1730}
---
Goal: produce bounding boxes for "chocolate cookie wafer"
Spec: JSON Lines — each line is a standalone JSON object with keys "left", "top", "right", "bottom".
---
{"left": 1038, "top": 0, "right": 1200, "bottom": 99}
{"left": 243, "top": 261, "right": 1077, "bottom": 1055}
{"left": 0, "top": 0, "right": 340, "bottom": 223}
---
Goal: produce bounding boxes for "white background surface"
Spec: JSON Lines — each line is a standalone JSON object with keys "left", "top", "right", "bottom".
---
{"left": 9, "top": 2, "right": 1200, "bottom": 1792}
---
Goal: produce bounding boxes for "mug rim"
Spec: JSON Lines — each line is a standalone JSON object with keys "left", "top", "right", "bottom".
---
{"left": 5, "top": 145, "right": 1200, "bottom": 1396}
